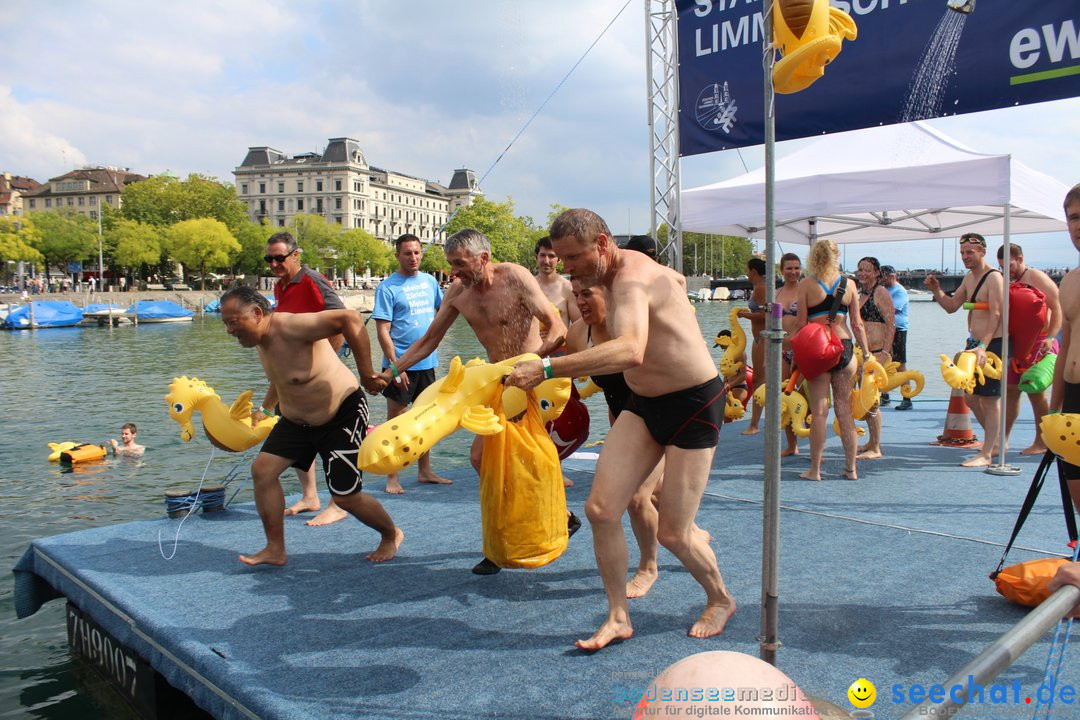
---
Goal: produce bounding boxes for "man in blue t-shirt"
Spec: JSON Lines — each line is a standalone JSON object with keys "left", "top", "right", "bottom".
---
{"left": 372, "top": 234, "right": 449, "bottom": 493}
{"left": 881, "top": 265, "right": 912, "bottom": 410}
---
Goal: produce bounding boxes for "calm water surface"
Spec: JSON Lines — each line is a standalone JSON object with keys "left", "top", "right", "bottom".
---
{"left": 0, "top": 300, "right": 965, "bottom": 717}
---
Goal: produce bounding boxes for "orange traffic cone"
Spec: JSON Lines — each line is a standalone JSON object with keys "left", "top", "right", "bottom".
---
{"left": 931, "top": 388, "right": 983, "bottom": 448}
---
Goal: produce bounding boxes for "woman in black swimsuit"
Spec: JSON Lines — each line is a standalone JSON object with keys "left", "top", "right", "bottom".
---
{"left": 565, "top": 277, "right": 665, "bottom": 599}
{"left": 794, "top": 240, "right": 870, "bottom": 481}
{"left": 855, "top": 257, "right": 896, "bottom": 461}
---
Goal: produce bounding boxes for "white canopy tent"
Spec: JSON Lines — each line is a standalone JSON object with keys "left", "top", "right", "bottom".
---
{"left": 681, "top": 121, "right": 1069, "bottom": 244}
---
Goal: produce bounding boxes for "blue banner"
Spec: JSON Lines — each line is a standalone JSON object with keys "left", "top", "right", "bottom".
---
{"left": 677, "top": 0, "right": 1080, "bottom": 155}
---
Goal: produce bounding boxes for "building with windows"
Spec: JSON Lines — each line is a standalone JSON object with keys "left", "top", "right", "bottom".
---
{"left": 0, "top": 172, "right": 42, "bottom": 217}
{"left": 22, "top": 167, "right": 145, "bottom": 220}
{"left": 233, "top": 137, "right": 480, "bottom": 242}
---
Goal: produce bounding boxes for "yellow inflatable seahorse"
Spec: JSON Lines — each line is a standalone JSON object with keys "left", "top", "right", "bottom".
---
{"left": 881, "top": 361, "right": 925, "bottom": 399}
{"left": 718, "top": 306, "right": 748, "bottom": 381}
{"left": 725, "top": 392, "right": 746, "bottom": 422}
{"left": 575, "top": 376, "right": 602, "bottom": 400}
{"left": 752, "top": 384, "right": 810, "bottom": 437}
{"left": 940, "top": 351, "right": 1003, "bottom": 393}
{"left": 166, "top": 376, "right": 279, "bottom": 452}
{"left": 772, "top": 0, "right": 858, "bottom": 94}
{"left": 359, "top": 354, "right": 571, "bottom": 475}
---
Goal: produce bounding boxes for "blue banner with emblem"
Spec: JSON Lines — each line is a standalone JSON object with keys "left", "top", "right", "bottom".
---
{"left": 677, "top": 0, "right": 1080, "bottom": 155}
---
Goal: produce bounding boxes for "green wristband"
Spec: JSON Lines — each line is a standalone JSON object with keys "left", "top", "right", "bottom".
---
{"left": 389, "top": 361, "right": 400, "bottom": 378}
{"left": 542, "top": 357, "right": 554, "bottom": 379}
{"left": 258, "top": 406, "right": 276, "bottom": 417}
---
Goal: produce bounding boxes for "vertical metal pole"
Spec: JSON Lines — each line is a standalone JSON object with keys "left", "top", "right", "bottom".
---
{"left": 759, "top": 0, "right": 781, "bottom": 667}
{"left": 987, "top": 202, "right": 1019, "bottom": 475}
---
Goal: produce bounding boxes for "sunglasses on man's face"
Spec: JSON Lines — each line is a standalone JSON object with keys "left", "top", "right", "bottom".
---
{"left": 959, "top": 236, "right": 985, "bottom": 247}
{"left": 264, "top": 252, "right": 295, "bottom": 264}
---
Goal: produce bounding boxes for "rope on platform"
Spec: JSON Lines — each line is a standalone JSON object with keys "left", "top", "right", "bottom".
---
{"left": 158, "top": 446, "right": 217, "bottom": 560}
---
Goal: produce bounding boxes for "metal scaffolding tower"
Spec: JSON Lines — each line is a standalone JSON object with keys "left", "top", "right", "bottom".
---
{"left": 645, "top": 0, "right": 681, "bottom": 270}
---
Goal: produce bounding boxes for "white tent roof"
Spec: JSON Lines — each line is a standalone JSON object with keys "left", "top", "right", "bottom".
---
{"left": 680, "top": 122, "right": 1069, "bottom": 244}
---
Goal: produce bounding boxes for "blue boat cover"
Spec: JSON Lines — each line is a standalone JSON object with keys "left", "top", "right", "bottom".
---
{"left": 2, "top": 301, "right": 83, "bottom": 329}
{"left": 124, "top": 300, "right": 194, "bottom": 319}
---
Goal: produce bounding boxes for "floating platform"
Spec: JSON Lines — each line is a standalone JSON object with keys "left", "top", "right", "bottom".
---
{"left": 13, "top": 399, "right": 1080, "bottom": 719}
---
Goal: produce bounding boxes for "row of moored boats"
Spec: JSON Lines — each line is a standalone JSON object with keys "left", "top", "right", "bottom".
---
{"left": 0, "top": 300, "right": 195, "bottom": 329}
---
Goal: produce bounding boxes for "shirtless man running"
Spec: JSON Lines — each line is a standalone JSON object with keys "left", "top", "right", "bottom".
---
{"left": 220, "top": 285, "right": 401, "bottom": 567}
{"left": 506, "top": 208, "right": 735, "bottom": 651}
{"left": 925, "top": 232, "right": 1005, "bottom": 467}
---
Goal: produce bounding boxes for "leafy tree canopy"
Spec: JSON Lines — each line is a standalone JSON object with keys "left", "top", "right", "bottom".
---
{"left": 27, "top": 210, "right": 99, "bottom": 268}
{"left": 164, "top": 218, "right": 240, "bottom": 289}
{"left": 288, "top": 214, "right": 341, "bottom": 269}
{"left": 120, "top": 174, "right": 247, "bottom": 232}
{"left": 333, "top": 229, "right": 386, "bottom": 275}
{"left": 108, "top": 219, "right": 162, "bottom": 269}
{"left": 444, "top": 196, "right": 537, "bottom": 265}
{"left": 0, "top": 217, "right": 44, "bottom": 264}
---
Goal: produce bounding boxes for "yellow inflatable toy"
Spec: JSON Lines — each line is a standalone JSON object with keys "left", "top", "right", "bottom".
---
{"left": 574, "top": 376, "right": 602, "bottom": 400}
{"left": 717, "top": 306, "right": 747, "bottom": 380}
{"left": 772, "top": 0, "right": 857, "bottom": 94}
{"left": 48, "top": 442, "right": 107, "bottom": 463}
{"left": 359, "top": 354, "right": 571, "bottom": 475}
{"left": 940, "top": 351, "right": 1003, "bottom": 393}
{"left": 166, "top": 376, "right": 278, "bottom": 452}
{"left": 724, "top": 392, "right": 746, "bottom": 422}
{"left": 1042, "top": 413, "right": 1080, "bottom": 466}
{"left": 881, "top": 361, "right": 925, "bottom": 399}
{"left": 752, "top": 384, "right": 811, "bottom": 437}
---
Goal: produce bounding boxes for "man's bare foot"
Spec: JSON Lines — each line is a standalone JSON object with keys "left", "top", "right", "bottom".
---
{"left": 626, "top": 569, "right": 659, "bottom": 599}
{"left": 563, "top": 477, "right": 575, "bottom": 487}
{"left": 689, "top": 599, "right": 736, "bottom": 638}
{"left": 418, "top": 473, "right": 452, "bottom": 485}
{"left": 741, "top": 426, "right": 761, "bottom": 436}
{"left": 799, "top": 470, "right": 821, "bottom": 481}
{"left": 961, "top": 455, "right": 992, "bottom": 467}
{"left": 844, "top": 467, "right": 858, "bottom": 481}
{"left": 366, "top": 527, "right": 404, "bottom": 562}
{"left": 384, "top": 478, "right": 405, "bottom": 495}
{"left": 575, "top": 619, "right": 634, "bottom": 651}
{"left": 305, "top": 504, "right": 348, "bottom": 526}
{"left": 1021, "top": 444, "right": 1048, "bottom": 456}
{"left": 856, "top": 449, "right": 882, "bottom": 459}
{"left": 284, "top": 498, "right": 321, "bottom": 516}
{"left": 239, "top": 547, "right": 287, "bottom": 567}
{"left": 781, "top": 446, "right": 799, "bottom": 457}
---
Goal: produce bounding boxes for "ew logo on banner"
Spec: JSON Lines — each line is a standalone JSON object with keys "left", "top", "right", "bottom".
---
{"left": 675, "top": 0, "right": 1080, "bottom": 155}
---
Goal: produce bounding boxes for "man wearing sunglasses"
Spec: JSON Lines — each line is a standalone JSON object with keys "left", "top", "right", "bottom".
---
{"left": 254, "top": 231, "right": 349, "bottom": 525}
{"left": 925, "top": 232, "right": 1005, "bottom": 467}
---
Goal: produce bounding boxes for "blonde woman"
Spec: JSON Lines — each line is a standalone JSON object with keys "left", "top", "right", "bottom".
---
{"left": 793, "top": 240, "right": 870, "bottom": 481}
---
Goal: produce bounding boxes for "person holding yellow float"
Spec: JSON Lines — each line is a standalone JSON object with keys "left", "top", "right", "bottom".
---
{"left": 925, "top": 232, "right": 1005, "bottom": 468}
{"left": 109, "top": 423, "right": 145, "bottom": 458}
{"left": 738, "top": 258, "right": 768, "bottom": 436}
{"left": 855, "top": 256, "right": 896, "bottom": 461}
{"left": 793, "top": 240, "right": 868, "bottom": 481}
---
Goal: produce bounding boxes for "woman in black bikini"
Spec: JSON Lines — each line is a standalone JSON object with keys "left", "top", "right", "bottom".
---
{"left": 794, "top": 240, "right": 870, "bottom": 481}
{"left": 776, "top": 252, "right": 803, "bottom": 457}
{"left": 855, "top": 257, "right": 896, "bottom": 460}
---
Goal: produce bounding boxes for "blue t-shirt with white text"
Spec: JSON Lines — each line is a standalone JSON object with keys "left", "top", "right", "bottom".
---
{"left": 372, "top": 272, "right": 443, "bottom": 371}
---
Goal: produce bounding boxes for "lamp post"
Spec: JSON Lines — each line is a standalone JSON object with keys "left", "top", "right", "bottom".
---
{"left": 97, "top": 207, "right": 104, "bottom": 293}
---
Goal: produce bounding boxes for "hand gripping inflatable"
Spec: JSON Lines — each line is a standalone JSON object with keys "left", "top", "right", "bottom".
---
{"left": 881, "top": 361, "right": 925, "bottom": 399}
{"left": 358, "top": 354, "right": 571, "bottom": 475}
{"left": 939, "top": 351, "right": 1003, "bottom": 393}
{"left": 772, "top": 0, "right": 857, "bottom": 94}
{"left": 1041, "top": 413, "right": 1080, "bottom": 466}
{"left": 717, "top": 306, "right": 747, "bottom": 380}
{"left": 1019, "top": 353, "right": 1056, "bottom": 394}
{"left": 166, "top": 376, "right": 278, "bottom": 452}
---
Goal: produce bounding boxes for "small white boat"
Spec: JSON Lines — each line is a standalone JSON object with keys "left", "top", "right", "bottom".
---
{"left": 906, "top": 289, "right": 934, "bottom": 302}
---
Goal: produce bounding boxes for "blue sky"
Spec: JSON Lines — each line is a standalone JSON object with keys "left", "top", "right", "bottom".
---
{"left": 2, "top": 1, "right": 1076, "bottom": 270}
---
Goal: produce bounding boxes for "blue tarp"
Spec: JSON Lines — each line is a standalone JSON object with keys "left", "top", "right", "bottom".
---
{"left": 2, "top": 301, "right": 83, "bottom": 329}
{"left": 124, "top": 300, "right": 194, "bottom": 319}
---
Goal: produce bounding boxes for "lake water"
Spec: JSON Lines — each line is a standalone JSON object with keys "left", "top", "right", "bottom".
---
{"left": 0, "top": 298, "right": 967, "bottom": 718}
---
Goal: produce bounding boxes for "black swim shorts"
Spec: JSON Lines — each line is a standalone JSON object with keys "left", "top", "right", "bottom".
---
{"left": 261, "top": 388, "right": 369, "bottom": 495}
{"left": 1061, "top": 382, "right": 1080, "bottom": 481}
{"left": 965, "top": 337, "right": 1005, "bottom": 398}
{"left": 891, "top": 329, "right": 907, "bottom": 365}
{"left": 624, "top": 375, "right": 726, "bottom": 449}
{"left": 382, "top": 368, "right": 437, "bottom": 406}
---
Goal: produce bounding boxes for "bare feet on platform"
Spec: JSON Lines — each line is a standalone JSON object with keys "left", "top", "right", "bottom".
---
{"left": 575, "top": 619, "right": 634, "bottom": 652}
{"left": 366, "top": 527, "right": 404, "bottom": 562}
{"left": 961, "top": 454, "right": 992, "bottom": 467}
{"left": 741, "top": 426, "right": 761, "bottom": 436}
{"left": 781, "top": 446, "right": 799, "bottom": 457}
{"left": 305, "top": 504, "right": 348, "bottom": 526}
{"left": 563, "top": 477, "right": 575, "bottom": 487}
{"left": 239, "top": 547, "right": 287, "bottom": 567}
{"left": 799, "top": 470, "right": 822, "bottom": 481}
{"left": 1021, "top": 444, "right": 1048, "bottom": 456}
{"left": 626, "top": 569, "right": 659, "bottom": 599}
{"left": 689, "top": 599, "right": 736, "bottom": 639}
{"left": 418, "top": 473, "right": 452, "bottom": 486}
{"left": 384, "top": 477, "right": 405, "bottom": 495}
{"left": 856, "top": 448, "right": 882, "bottom": 460}
{"left": 844, "top": 467, "right": 858, "bottom": 481}
{"left": 284, "top": 498, "right": 321, "bottom": 516}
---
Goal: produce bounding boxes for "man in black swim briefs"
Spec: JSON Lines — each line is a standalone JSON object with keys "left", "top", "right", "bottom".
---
{"left": 1051, "top": 183, "right": 1080, "bottom": 510}
{"left": 506, "top": 208, "right": 736, "bottom": 652}
{"left": 219, "top": 285, "right": 401, "bottom": 567}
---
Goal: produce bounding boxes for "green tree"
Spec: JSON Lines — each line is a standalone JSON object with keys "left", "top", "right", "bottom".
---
{"left": 288, "top": 214, "right": 341, "bottom": 270}
{"left": 0, "top": 217, "right": 44, "bottom": 265}
{"left": 233, "top": 219, "right": 276, "bottom": 277}
{"left": 333, "top": 229, "right": 386, "bottom": 277}
{"left": 28, "top": 210, "right": 99, "bottom": 272}
{"left": 108, "top": 219, "right": 163, "bottom": 276}
{"left": 419, "top": 243, "right": 448, "bottom": 275}
{"left": 164, "top": 218, "right": 240, "bottom": 290}
{"left": 120, "top": 174, "right": 247, "bottom": 231}
{"left": 444, "top": 196, "right": 535, "bottom": 264}
{"left": 658, "top": 226, "right": 753, "bottom": 277}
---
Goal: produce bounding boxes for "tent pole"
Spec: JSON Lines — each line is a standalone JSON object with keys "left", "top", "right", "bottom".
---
{"left": 987, "top": 202, "right": 1020, "bottom": 476}
{"left": 759, "top": 1, "right": 782, "bottom": 667}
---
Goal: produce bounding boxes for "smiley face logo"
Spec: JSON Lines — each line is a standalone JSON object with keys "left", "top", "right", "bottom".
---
{"left": 848, "top": 678, "right": 876, "bottom": 709}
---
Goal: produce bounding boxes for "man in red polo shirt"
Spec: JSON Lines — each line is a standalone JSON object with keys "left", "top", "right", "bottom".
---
{"left": 253, "top": 231, "right": 350, "bottom": 526}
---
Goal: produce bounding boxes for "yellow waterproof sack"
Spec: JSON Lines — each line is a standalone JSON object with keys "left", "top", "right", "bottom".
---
{"left": 479, "top": 389, "right": 568, "bottom": 569}
{"left": 993, "top": 557, "right": 1071, "bottom": 607}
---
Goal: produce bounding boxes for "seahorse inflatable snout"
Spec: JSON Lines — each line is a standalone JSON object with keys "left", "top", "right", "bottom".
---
{"left": 166, "top": 376, "right": 279, "bottom": 452}
{"left": 940, "top": 351, "right": 1002, "bottom": 393}
{"left": 772, "top": 0, "right": 858, "bottom": 94}
{"left": 718, "top": 306, "right": 748, "bottom": 380}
